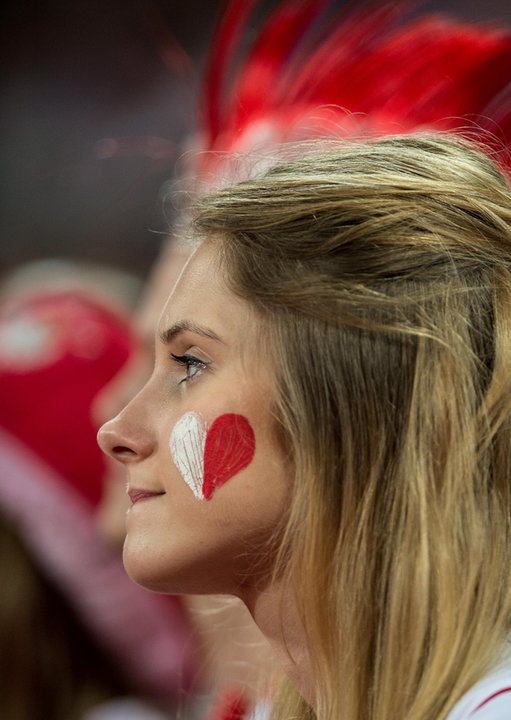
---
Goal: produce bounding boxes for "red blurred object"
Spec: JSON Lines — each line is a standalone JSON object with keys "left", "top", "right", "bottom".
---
{"left": 197, "top": 0, "right": 511, "bottom": 178}
{"left": 207, "top": 687, "right": 250, "bottom": 720}
{"left": 0, "top": 290, "right": 135, "bottom": 506}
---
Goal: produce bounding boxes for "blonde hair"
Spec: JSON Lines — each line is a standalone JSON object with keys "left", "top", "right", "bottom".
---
{"left": 193, "top": 135, "right": 511, "bottom": 720}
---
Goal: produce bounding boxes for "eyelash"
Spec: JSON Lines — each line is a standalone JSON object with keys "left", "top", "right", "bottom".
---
{"left": 171, "top": 353, "right": 210, "bottom": 384}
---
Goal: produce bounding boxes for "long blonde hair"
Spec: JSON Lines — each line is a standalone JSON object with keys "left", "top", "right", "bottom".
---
{"left": 193, "top": 135, "right": 511, "bottom": 720}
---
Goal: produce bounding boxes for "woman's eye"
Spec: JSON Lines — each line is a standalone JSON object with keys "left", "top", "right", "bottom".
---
{"left": 171, "top": 353, "right": 210, "bottom": 384}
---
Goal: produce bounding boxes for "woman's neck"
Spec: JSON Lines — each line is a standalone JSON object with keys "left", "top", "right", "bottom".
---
{"left": 240, "top": 577, "right": 315, "bottom": 707}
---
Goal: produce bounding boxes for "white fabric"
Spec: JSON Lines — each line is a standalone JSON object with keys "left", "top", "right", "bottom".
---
{"left": 82, "top": 697, "right": 172, "bottom": 720}
{"left": 447, "top": 648, "right": 511, "bottom": 719}
{"left": 248, "top": 700, "right": 271, "bottom": 720}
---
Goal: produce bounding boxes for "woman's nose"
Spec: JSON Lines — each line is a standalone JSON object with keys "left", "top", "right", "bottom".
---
{"left": 92, "top": 349, "right": 153, "bottom": 429}
{"left": 97, "top": 412, "right": 154, "bottom": 465}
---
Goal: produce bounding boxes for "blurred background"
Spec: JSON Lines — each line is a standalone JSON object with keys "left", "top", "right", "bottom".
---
{"left": 3, "top": 0, "right": 511, "bottom": 288}
{"left": 1, "top": 0, "right": 223, "bottom": 287}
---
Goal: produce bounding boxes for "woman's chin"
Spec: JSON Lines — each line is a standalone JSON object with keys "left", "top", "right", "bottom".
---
{"left": 122, "top": 535, "right": 238, "bottom": 596}
{"left": 122, "top": 544, "right": 172, "bottom": 594}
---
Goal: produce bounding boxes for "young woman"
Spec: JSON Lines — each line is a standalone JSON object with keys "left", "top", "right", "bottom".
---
{"left": 94, "top": 1, "right": 511, "bottom": 713}
{"left": 98, "top": 133, "right": 511, "bottom": 720}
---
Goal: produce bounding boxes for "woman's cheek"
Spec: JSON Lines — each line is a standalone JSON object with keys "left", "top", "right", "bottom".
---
{"left": 169, "top": 411, "right": 256, "bottom": 500}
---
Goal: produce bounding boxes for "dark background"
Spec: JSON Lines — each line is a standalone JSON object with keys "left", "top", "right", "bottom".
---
{"left": 1, "top": 0, "right": 224, "bottom": 281}
{"left": 2, "top": 0, "right": 511, "bottom": 282}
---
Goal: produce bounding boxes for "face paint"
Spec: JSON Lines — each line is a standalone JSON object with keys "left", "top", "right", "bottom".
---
{"left": 170, "top": 411, "right": 256, "bottom": 500}
{"left": 169, "top": 411, "right": 206, "bottom": 500}
{"left": 202, "top": 413, "right": 256, "bottom": 500}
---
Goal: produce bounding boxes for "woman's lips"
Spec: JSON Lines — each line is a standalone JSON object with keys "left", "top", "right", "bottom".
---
{"left": 128, "top": 488, "right": 165, "bottom": 505}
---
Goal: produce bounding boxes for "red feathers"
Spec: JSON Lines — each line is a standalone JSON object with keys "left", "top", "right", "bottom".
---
{"left": 204, "top": 0, "right": 260, "bottom": 140}
{"left": 198, "top": 0, "right": 511, "bottom": 175}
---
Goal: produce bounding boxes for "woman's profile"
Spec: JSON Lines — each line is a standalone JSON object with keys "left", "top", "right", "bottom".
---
{"left": 99, "top": 133, "right": 511, "bottom": 720}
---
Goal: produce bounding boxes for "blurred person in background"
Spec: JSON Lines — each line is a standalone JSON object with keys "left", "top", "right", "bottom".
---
{"left": 93, "top": 1, "right": 511, "bottom": 717}
{"left": 0, "top": 278, "right": 197, "bottom": 720}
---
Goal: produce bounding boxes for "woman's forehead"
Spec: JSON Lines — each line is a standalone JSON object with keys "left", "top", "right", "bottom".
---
{"left": 157, "top": 244, "right": 252, "bottom": 346}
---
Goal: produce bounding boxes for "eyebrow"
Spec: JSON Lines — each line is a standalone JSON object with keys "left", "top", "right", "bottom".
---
{"left": 159, "top": 320, "right": 224, "bottom": 345}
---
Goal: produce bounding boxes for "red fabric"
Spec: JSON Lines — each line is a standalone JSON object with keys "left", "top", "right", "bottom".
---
{"left": 207, "top": 687, "right": 250, "bottom": 720}
{"left": 0, "top": 290, "right": 136, "bottom": 506}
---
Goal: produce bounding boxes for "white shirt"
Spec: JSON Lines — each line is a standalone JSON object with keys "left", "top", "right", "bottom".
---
{"left": 446, "top": 650, "right": 511, "bottom": 720}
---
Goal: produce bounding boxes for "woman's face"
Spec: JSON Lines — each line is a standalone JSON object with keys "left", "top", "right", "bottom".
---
{"left": 98, "top": 243, "right": 292, "bottom": 596}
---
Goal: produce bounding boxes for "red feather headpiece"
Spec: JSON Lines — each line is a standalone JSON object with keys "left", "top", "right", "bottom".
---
{"left": 195, "top": 0, "right": 511, "bottom": 179}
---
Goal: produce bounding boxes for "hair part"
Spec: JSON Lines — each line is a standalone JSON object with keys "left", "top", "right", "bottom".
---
{"left": 193, "top": 134, "right": 511, "bottom": 720}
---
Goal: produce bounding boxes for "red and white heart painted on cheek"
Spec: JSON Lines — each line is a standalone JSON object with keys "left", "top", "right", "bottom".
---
{"left": 169, "top": 412, "right": 256, "bottom": 500}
